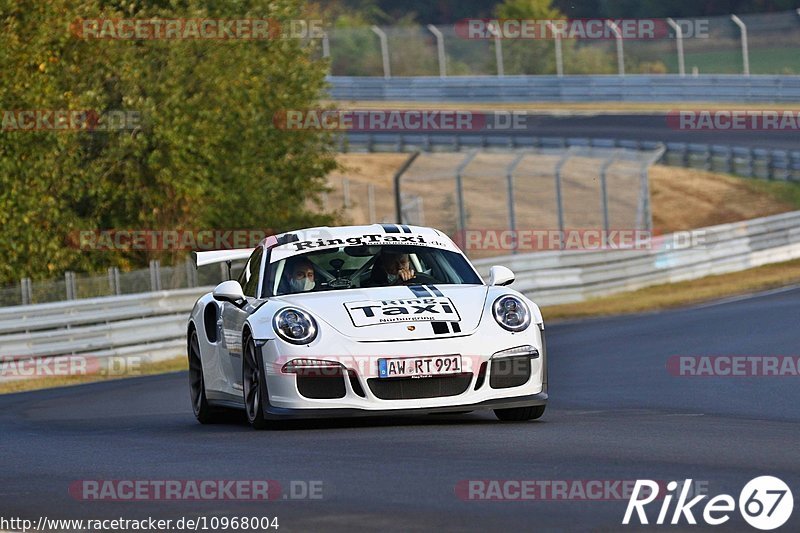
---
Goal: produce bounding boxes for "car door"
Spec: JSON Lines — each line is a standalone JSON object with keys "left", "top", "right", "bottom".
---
{"left": 219, "top": 246, "right": 265, "bottom": 393}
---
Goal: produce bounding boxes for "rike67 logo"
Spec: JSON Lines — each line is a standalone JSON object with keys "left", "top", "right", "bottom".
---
{"left": 623, "top": 477, "right": 793, "bottom": 530}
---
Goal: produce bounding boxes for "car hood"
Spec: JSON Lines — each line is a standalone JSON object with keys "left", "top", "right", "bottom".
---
{"left": 273, "top": 285, "right": 489, "bottom": 341}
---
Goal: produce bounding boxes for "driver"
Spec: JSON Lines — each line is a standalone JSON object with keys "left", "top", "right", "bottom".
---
{"left": 381, "top": 251, "right": 416, "bottom": 284}
{"left": 366, "top": 250, "right": 416, "bottom": 286}
{"left": 285, "top": 258, "right": 316, "bottom": 293}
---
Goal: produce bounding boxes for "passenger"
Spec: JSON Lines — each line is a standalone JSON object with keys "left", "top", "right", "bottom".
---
{"left": 285, "top": 258, "right": 316, "bottom": 293}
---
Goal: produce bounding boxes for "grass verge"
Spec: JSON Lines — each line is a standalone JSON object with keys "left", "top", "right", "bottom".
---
{"left": 542, "top": 258, "right": 800, "bottom": 321}
{"left": 0, "top": 355, "right": 188, "bottom": 395}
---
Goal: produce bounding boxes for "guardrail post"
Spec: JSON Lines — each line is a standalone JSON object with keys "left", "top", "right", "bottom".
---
{"left": 20, "top": 277, "right": 32, "bottom": 306}
{"left": 790, "top": 151, "right": 800, "bottom": 182}
{"left": 666, "top": 18, "right": 686, "bottom": 76}
{"left": 65, "top": 271, "right": 76, "bottom": 300}
{"left": 599, "top": 152, "right": 617, "bottom": 243}
{"left": 640, "top": 144, "right": 664, "bottom": 232}
{"left": 149, "top": 260, "right": 162, "bottom": 292}
{"left": 368, "top": 184, "right": 377, "bottom": 223}
{"left": 730, "top": 15, "right": 750, "bottom": 76}
{"left": 455, "top": 151, "right": 478, "bottom": 233}
{"left": 184, "top": 256, "right": 196, "bottom": 288}
{"left": 505, "top": 153, "right": 525, "bottom": 253}
{"left": 321, "top": 31, "right": 330, "bottom": 58}
{"left": 546, "top": 22, "right": 564, "bottom": 76}
{"left": 554, "top": 151, "right": 571, "bottom": 249}
{"left": 108, "top": 267, "right": 121, "bottom": 295}
{"left": 427, "top": 24, "right": 447, "bottom": 77}
{"left": 371, "top": 26, "right": 391, "bottom": 79}
{"left": 605, "top": 21, "right": 625, "bottom": 76}
{"left": 488, "top": 22, "right": 504, "bottom": 76}
{"left": 342, "top": 177, "right": 351, "bottom": 208}
{"left": 394, "top": 151, "right": 421, "bottom": 223}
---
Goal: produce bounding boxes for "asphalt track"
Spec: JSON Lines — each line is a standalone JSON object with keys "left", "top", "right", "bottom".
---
{"left": 472, "top": 114, "right": 800, "bottom": 151}
{"left": 2, "top": 286, "right": 800, "bottom": 532}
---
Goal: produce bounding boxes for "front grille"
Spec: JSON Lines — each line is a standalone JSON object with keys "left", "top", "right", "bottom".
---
{"left": 489, "top": 356, "right": 531, "bottom": 389}
{"left": 367, "top": 373, "right": 473, "bottom": 400}
{"left": 296, "top": 372, "right": 347, "bottom": 399}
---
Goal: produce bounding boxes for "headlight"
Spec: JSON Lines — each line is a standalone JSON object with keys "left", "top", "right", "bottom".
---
{"left": 273, "top": 307, "right": 318, "bottom": 345}
{"left": 492, "top": 295, "right": 531, "bottom": 332}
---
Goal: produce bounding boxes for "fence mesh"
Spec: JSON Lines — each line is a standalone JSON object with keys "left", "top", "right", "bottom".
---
{"left": 324, "top": 10, "right": 800, "bottom": 76}
{"left": 0, "top": 259, "right": 246, "bottom": 308}
{"left": 331, "top": 147, "right": 662, "bottom": 259}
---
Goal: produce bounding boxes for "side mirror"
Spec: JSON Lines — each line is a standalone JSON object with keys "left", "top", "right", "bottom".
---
{"left": 213, "top": 280, "right": 246, "bottom": 305}
{"left": 488, "top": 265, "right": 515, "bottom": 286}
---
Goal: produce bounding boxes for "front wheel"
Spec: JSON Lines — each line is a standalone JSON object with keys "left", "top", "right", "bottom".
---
{"left": 494, "top": 405, "right": 546, "bottom": 422}
{"left": 189, "top": 330, "right": 217, "bottom": 424}
{"left": 242, "top": 335, "right": 270, "bottom": 430}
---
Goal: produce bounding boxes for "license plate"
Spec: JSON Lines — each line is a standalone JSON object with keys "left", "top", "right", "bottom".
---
{"left": 378, "top": 355, "right": 462, "bottom": 379}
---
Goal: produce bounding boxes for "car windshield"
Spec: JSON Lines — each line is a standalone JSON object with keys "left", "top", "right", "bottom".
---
{"left": 265, "top": 245, "right": 482, "bottom": 296}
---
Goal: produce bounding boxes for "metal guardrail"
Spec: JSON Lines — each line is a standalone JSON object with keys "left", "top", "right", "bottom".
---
{"left": 0, "top": 288, "right": 205, "bottom": 363}
{"left": 1, "top": 210, "right": 799, "bottom": 374}
{"left": 328, "top": 75, "right": 800, "bottom": 103}
{"left": 341, "top": 134, "right": 800, "bottom": 182}
{"left": 472, "top": 210, "right": 800, "bottom": 305}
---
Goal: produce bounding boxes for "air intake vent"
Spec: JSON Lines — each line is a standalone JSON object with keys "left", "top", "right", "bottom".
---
{"left": 367, "top": 373, "right": 472, "bottom": 400}
{"left": 296, "top": 371, "right": 347, "bottom": 399}
{"left": 489, "top": 357, "right": 531, "bottom": 389}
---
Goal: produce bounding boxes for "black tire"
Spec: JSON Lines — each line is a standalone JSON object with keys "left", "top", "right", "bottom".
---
{"left": 188, "top": 329, "right": 217, "bottom": 424}
{"left": 494, "top": 405, "right": 546, "bottom": 422}
{"left": 242, "top": 334, "right": 270, "bottom": 430}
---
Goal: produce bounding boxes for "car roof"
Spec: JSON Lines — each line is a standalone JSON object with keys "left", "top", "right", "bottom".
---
{"left": 265, "top": 224, "right": 462, "bottom": 261}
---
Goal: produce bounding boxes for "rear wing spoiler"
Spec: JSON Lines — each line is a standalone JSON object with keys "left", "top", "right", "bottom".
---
{"left": 192, "top": 248, "right": 255, "bottom": 268}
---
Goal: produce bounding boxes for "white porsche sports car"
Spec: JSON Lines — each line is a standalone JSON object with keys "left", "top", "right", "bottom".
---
{"left": 188, "top": 224, "right": 547, "bottom": 429}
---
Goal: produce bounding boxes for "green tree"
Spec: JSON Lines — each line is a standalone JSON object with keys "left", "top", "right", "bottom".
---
{"left": 0, "top": 0, "right": 338, "bottom": 284}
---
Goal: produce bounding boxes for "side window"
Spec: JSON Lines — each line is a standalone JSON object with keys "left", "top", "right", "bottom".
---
{"left": 240, "top": 248, "right": 263, "bottom": 298}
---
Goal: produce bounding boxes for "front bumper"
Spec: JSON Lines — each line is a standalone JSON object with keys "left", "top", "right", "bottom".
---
{"left": 261, "top": 392, "right": 548, "bottom": 420}
{"left": 257, "top": 325, "right": 547, "bottom": 418}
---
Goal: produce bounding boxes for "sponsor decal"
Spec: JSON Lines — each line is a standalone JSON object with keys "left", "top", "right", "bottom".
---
{"left": 344, "top": 297, "right": 460, "bottom": 327}
{"left": 289, "top": 234, "right": 427, "bottom": 252}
